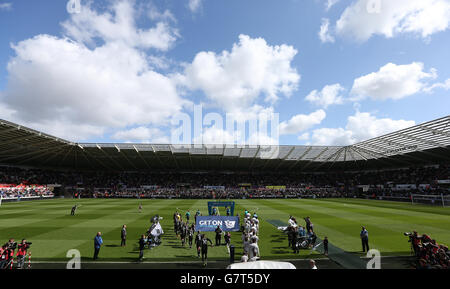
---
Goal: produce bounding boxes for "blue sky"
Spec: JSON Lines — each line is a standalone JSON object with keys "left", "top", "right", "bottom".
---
{"left": 0, "top": 0, "right": 449, "bottom": 145}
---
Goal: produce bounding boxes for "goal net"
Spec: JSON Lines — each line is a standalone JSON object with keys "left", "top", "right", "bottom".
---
{"left": 411, "top": 194, "right": 450, "bottom": 207}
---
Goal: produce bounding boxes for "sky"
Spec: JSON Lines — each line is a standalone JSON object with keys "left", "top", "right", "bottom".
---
{"left": 0, "top": 0, "right": 449, "bottom": 146}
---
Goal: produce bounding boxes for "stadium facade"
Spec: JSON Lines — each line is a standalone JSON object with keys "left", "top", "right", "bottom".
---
{"left": 0, "top": 116, "right": 449, "bottom": 172}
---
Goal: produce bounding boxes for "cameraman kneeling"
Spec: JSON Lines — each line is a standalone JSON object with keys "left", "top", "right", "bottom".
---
{"left": 16, "top": 239, "right": 31, "bottom": 269}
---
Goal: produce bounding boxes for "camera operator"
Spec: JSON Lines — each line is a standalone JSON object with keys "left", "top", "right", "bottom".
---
{"left": 16, "top": 239, "right": 31, "bottom": 269}
{"left": 0, "top": 245, "right": 7, "bottom": 269}
{"left": 410, "top": 231, "right": 422, "bottom": 256}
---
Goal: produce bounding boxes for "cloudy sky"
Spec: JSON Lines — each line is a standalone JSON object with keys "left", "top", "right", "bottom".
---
{"left": 0, "top": 0, "right": 449, "bottom": 146}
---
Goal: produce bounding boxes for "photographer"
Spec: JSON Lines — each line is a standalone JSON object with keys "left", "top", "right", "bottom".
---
{"left": 16, "top": 239, "right": 31, "bottom": 269}
{"left": 0, "top": 245, "right": 7, "bottom": 269}
{"left": 410, "top": 231, "right": 422, "bottom": 256}
{"left": 1, "top": 239, "right": 16, "bottom": 269}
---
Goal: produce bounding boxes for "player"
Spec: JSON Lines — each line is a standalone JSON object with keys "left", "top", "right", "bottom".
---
{"left": 188, "top": 224, "right": 195, "bottom": 248}
{"left": 224, "top": 232, "right": 231, "bottom": 249}
{"left": 138, "top": 203, "right": 143, "bottom": 213}
{"left": 180, "top": 222, "right": 187, "bottom": 247}
{"left": 71, "top": 204, "right": 78, "bottom": 216}
{"left": 185, "top": 210, "right": 191, "bottom": 223}
{"left": 248, "top": 238, "right": 260, "bottom": 261}
{"left": 195, "top": 231, "right": 202, "bottom": 258}
{"left": 195, "top": 209, "right": 201, "bottom": 223}
{"left": 201, "top": 234, "right": 213, "bottom": 266}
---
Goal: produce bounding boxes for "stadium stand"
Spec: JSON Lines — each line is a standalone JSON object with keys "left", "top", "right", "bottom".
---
{"left": 0, "top": 116, "right": 449, "bottom": 203}
{"left": 1, "top": 117, "right": 449, "bottom": 270}
{"left": 0, "top": 163, "right": 448, "bottom": 202}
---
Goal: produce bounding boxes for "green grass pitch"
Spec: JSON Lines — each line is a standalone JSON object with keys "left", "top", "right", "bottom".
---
{"left": 1, "top": 198, "right": 449, "bottom": 263}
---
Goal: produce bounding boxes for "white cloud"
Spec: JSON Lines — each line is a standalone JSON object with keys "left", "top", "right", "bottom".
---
{"left": 319, "top": 18, "right": 335, "bottom": 43}
{"left": 298, "top": 132, "right": 310, "bottom": 141}
{"left": 305, "top": 83, "right": 344, "bottom": 108}
{"left": 148, "top": 6, "right": 176, "bottom": 23}
{"left": 180, "top": 34, "right": 300, "bottom": 112}
{"left": 112, "top": 127, "right": 169, "bottom": 143}
{"left": 310, "top": 112, "right": 415, "bottom": 145}
{"left": 192, "top": 126, "right": 279, "bottom": 146}
{"left": 336, "top": 0, "right": 450, "bottom": 42}
{"left": 193, "top": 127, "right": 237, "bottom": 145}
{"left": 350, "top": 62, "right": 437, "bottom": 101}
{"left": 346, "top": 112, "right": 415, "bottom": 142}
{"left": 325, "top": 0, "right": 340, "bottom": 11}
{"left": 0, "top": 1, "right": 186, "bottom": 141}
{"left": 279, "top": 110, "right": 326, "bottom": 135}
{"left": 423, "top": 78, "right": 450, "bottom": 93}
{"left": 61, "top": 0, "right": 178, "bottom": 51}
{"left": 0, "top": 2, "right": 12, "bottom": 10}
{"left": 248, "top": 132, "right": 279, "bottom": 146}
{"left": 188, "top": 0, "right": 203, "bottom": 13}
{"left": 310, "top": 127, "right": 354, "bottom": 146}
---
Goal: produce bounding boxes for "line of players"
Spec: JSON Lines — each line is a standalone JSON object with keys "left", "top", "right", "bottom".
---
{"left": 173, "top": 209, "right": 233, "bottom": 266}
{"left": 240, "top": 210, "right": 260, "bottom": 262}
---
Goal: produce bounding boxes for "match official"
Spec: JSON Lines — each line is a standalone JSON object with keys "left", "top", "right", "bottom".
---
{"left": 93, "top": 232, "right": 103, "bottom": 260}
{"left": 215, "top": 225, "right": 223, "bottom": 246}
{"left": 138, "top": 234, "right": 146, "bottom": 261}
{"left": 121, "top": 225, "right": 127, "bottom": 247}
{"left": 360, "top": 226, "right": 369, "bottom": 252}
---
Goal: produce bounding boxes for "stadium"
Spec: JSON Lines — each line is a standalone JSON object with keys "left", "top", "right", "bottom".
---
{"left": 1, "top": 116, "right": 449, "bottom": 270}
{"left": 1, "top": 1, "right": 450, "bottom": 277}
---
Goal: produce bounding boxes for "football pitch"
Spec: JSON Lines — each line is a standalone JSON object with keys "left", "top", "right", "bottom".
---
{"left": 1, "top": 198, "right": 449, "bottom": 268}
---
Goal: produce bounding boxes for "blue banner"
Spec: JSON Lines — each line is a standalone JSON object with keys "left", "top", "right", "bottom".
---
{"left": 195, "top": 216, "right": 240, "bottom": 232}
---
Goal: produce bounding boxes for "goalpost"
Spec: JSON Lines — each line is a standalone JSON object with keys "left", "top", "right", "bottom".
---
{"left": 411, "top": 193, "right": 450, "bottom": 207}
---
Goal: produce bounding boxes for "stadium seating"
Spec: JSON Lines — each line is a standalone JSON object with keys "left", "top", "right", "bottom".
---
{"left": 0, "top": 164, "right": 448, "bottom": 200}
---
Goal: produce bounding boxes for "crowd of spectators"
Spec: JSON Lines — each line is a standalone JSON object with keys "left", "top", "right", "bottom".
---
{"left": 0, "top": 164, "right": 448, "bottom": 200}
{"left": 0, "top": 185, "right": 54, "bottom": 200}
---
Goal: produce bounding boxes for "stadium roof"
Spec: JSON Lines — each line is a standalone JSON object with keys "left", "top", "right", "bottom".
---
{"left": 1, "top": 116, "right": 449, "bottom": 171}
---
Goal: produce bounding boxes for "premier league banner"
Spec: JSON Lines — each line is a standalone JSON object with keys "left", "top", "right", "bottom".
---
{"left": 195, "top": 216, "right": 240, "bottom": 232}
